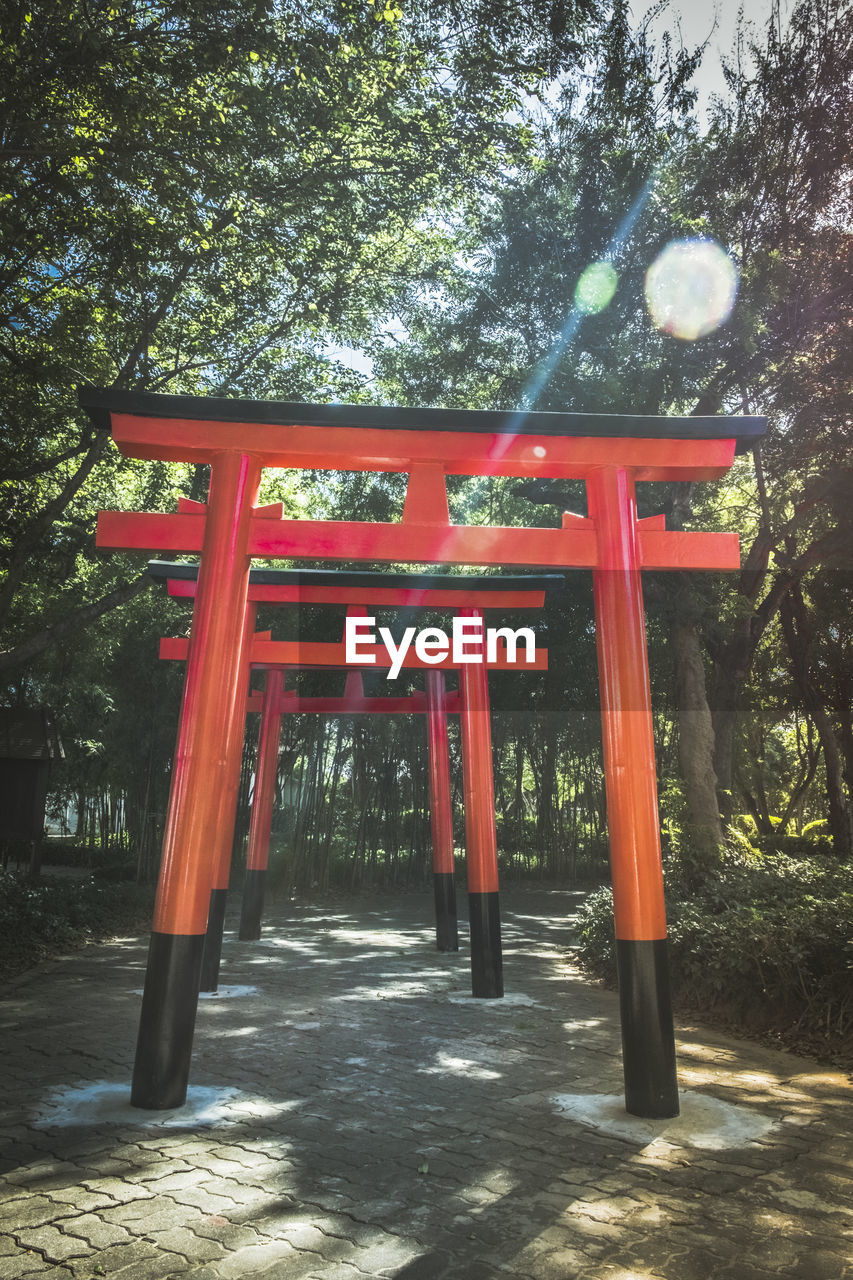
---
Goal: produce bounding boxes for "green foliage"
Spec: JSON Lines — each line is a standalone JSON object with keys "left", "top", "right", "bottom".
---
{"left": 2, "top": 0, "right": 603, "bottom": 675}
{"left": 2, "top": 0, "right": 850, "bottom": 917}
{"left": 577, "top": 853, "right": 853, "bottom": 1053}
{"left": 0, "top": 871, "right": 153, "bottom": 978}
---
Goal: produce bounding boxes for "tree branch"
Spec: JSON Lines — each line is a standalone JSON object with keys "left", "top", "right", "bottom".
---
{"left": 0, "top": 429, "right": 111, "bottom": 627}
{"left": 0, "top": 573, "right": 151, "bottom": 672}
{"left": 1, "top": 435, "right": 99, "bottom": 482}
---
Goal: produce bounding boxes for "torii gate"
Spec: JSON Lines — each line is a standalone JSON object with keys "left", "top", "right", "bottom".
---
{"left": 83, "top": 388, "right": 764, "bottom": 1119}
{"left": 151, "top": 563, "right": 558, "bottom": 977}
{"left": 151, "top": 561, "right": 560, "bottom": 988}
{"left": 240, "top": 668, "right": 462, "bottom": 951}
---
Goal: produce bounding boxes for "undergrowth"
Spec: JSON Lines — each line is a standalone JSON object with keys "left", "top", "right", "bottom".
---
{"left": 0, "top": 871, "right": 154, "bottom": 979}
{"left": 576, "top": 854, "right": 853, "bottom": 1064}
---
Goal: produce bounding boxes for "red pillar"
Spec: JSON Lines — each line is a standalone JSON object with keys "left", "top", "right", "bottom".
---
{"left": 239, "top": 667, "right": 284, "bottom": 940}
{"left": 458, "top": 609, "right": 503, "bottom": 997}
{"left": 132, "top": 451, "right": 261, "bottom": 1109}
{"left": 425, "top": 670, "right": 458, "bottom": 951}
{"left": 588, "top": 466, "right": 678, "bottom": 1118}
{"left": 199, "top": 600, "right": 258, "bottom": 991}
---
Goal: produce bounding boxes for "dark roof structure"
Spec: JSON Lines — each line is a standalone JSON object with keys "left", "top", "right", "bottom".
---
{"left": 147, "top": 561, "right": 566, "bottom": 597}
{"left": 0, "top": 708, "right": 64, "bottom": 761}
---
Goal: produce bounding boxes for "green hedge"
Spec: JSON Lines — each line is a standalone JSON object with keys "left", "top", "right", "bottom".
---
{"left": 576, "top": 854, "right": 853, "bottom": 1055}
{"left": 0, "top": 872, "right": 154, "bottom": 978}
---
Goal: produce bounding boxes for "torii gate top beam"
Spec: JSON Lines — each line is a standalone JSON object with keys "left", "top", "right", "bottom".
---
{"left": 81, "top": 388, "right": 763, "bottom": 481}
{"left": 87, "top": 391, "right": 765, "bottom": 572}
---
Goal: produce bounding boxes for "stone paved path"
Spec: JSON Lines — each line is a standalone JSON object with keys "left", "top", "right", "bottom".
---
{"left": 1, "top": 887, "right": 851, "bottom": 1279}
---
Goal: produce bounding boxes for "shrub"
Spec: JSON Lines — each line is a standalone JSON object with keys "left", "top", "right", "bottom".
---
{"left": 0, "top": 871, "right": 153, "bottom": 978}
{"left": 575, "top": 854, "right": 853, "bottom": 1055}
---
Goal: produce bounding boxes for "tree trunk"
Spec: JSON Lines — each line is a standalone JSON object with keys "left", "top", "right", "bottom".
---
{"left": 833, "top": 669, "right": 853, "bottom": 809}
{"left": 780, "top": 587, "right": 853, "bottom": 858}
{"left": 673, "top": 605, "right": 726, "bottom": 882}
{"left": 711, "top": 607, "right": 772, "bottom": 823}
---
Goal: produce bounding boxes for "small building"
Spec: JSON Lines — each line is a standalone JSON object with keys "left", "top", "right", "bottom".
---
{"left": 0, "top": 707, "right": 64, "bottom": 875}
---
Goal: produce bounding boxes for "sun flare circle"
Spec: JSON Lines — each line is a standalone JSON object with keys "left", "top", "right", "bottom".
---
{"left": 644, "top": 238, "right": 738, "bottom": 340}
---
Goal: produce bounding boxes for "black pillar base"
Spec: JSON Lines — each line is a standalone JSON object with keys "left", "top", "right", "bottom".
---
{"left": 199, "top": 888, "right": 228, "bottom": 992}
{"left": 616, "top": 937, "right": 679, "bottom": 1118}
{"left": 131, "top": 931, "right": 205, "bottom": 1109}
{"left": 239, "top": 868, "right": 266, "bottom": 941}
{"left": 433, "top": 872, "right": 459, "bottom": 952}
{"left": 468, "top": 891, "right": 503, "bottom": 997}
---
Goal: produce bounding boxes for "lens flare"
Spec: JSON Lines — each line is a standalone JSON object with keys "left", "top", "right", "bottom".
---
{"left": 574, "top": 261, "right": 618, "bottom": 314}
{"left": 644, "top": 238, "right": 738, "bottom": 340}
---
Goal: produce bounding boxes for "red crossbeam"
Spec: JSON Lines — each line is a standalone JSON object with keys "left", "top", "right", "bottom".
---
{"left": 244, "top": 690, "right": 462, "bottom": 715}
{"left": 166, "top": 579, "right": 547, "bottom": 609}
{"left": 159, "top": 636, "right": 547, "bottom": 671}
{"left": 98, "top": 510, "right": 738, "bottom": 571}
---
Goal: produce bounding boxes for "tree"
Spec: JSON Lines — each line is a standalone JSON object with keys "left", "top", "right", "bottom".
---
{"left": 1, "top": 0, "right": 606, "bottom": 675}
{"left": 690, "top": 0, "right": 853, "bottom": 853}
{"left": 370, "top": 0, "right": 853, "bottom": 860}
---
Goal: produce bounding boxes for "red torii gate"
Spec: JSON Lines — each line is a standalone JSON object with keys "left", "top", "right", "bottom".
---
{"left": 240, "top": 668, "right": 461, "bottom": 951}
{"left": 83, "top": 388, "right": 764, "bottom": 1119}
{"left": 153, "top": 560, "right": 556, "bottom": 997}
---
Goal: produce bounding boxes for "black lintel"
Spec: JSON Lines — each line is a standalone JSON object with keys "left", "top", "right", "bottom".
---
{"left": 147, "top": 561, "right": 565, "bottom": 596}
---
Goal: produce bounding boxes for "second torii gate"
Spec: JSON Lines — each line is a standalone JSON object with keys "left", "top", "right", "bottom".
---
{"left": 153, "top": 561, "right": 557, "bottom": 996}
{"left": 84, "top": 388, "right": 764, "bottom": 1118}
{"left": 240, "top": 668, "right": 462, "bottom": 951}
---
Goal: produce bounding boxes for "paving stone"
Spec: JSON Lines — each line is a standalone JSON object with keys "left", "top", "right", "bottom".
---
{"left": 211, "top": 1239, "right": 298, "bottom": 1278}
{"left": 510, "top": 1248, "right": 596, "bottom": 1280}
{"left": 716, "top": 1265, "right": 781, "bottom": 1280}
{"left": 15, "top": 1222, "right": 93, "bottom": 1261}
{"left": 43, "top": 1189, "right": 119, "bottom": 1214}
{"left": 129, "top": 1161, "right": 195, "bottom": 1186}
{"left": 189, "top": 1218, "right": 267, "bottom": 1250}
{"left": 4, "top": 1161, "right": 92, "bottom": 1191}
{"left": 347, "top": 1234, "right": 423, "bottom": 1276}
{"left": 0, "top": 1193, "right": 63, "bottom": 1229}
{"left": 783, "top": 1249, "right": 853, "bottom": 1279}
{"left": 299, "top": 1267, "right": 367, "bottom": 1280}
{"left": 109, "top": 1251, "right": 191, "bottom": 1279}
{"left": 17, "top": 1270, "right": 78, "bottom": 1280}
{"left": 98, "top": 1202, "right": 156, "bottom": 1230}
{"left": 2, "top": 889, "right": 852, "bottom": 1280}
{"left": 0, "top": 1249, "right": 53, "bottom": 1278}
{"left": 165, "top": 1187, "right": 242, "bottom": 1215}
{"left": 65, "top": 1239, "right": 163, "bottom": 1275}
{"left": 58, "top": 1211, "right": 135, "bottom": 1250}
{"left": 197, "top": 1176, "right": 266, "bottom": 1208}
{"left": 143, "top": 1224, "right": 228, "bottom": 1263}
{"left": 99, "top": 1191, "right": 189, "bottom": 1224}
{"left": 79, "top": 1179, "right": 154, "bottom": 1205}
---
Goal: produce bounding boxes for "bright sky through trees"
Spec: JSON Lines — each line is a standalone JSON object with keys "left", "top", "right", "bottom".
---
{"left": 643, "top": 0, "right": 779, "bottom": 113}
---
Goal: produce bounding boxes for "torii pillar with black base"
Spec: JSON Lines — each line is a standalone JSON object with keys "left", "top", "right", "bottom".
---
{"left": 589, "top": 467, "right": 677, "bottom": 1117}
{"left": 426, "top": 669, "right": 458, "bottom": 952}
{"left": 458, "top": 610, "right": 502, "bottom": 997}
{"left": 198, "top": 601, "right": 259, "bottom": 992}
{"left": 239, "top": 667, "right": 284, "bottom": 941}
{"left": 131, "top": 452, "right": 260, "bottom": 1110}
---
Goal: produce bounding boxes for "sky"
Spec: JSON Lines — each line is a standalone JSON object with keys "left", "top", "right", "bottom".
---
{"left": 645, "top": 0, "right": 782, "bottom": 113}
